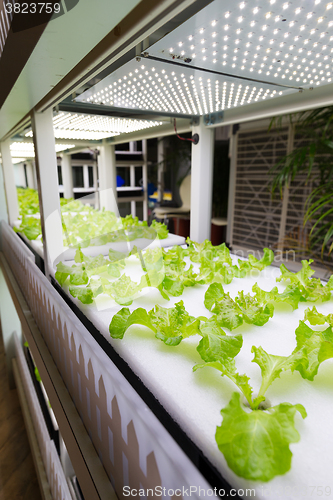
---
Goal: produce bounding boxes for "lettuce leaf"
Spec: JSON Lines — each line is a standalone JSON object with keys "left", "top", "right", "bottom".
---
{"left": 292, "top": 321, "right": 333, "bottom": 380}
{"left": 277, "top": 260, "right": 332, "bottom": 302}
{"left": 248, "top": 247, "right": 274, "bottom": 270}
{"left": 216, "top": 392, "right": 306, "bottom": 482}
{"left": 109, "top": 301, "right": 200, "bottom": 346}
{"left": 197, "top": 317, "right": 243, "bottom": 363}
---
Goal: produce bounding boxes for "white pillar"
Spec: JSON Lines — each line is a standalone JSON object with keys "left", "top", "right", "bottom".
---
{"left": 157, "top": 138, "right": 164, "bottom": 203}
{"left": 61, "top": 154, "right": 73, "bottom": 199}
{"left": 0, "top": 140, "right": 19, "bottom": 225}
{"left": 130, "top": 164, "right": 136, "bottom": 217}
{"left": 190, "top": 118, "right": 214, "bottom": 242}
{"left": 142, "top": 139, "right": 148, "bottom": 221}
{"left": 93, "top": 160, "right": 98, "bottom": 189}
{"left": 98, "top": 140, "right": 117, "bottom": 211}
{"left": 31, "top": 108, "right": 63, "bottom": 277}
{"left": 83, "top": 164, "right": 89, "bottom": 189}
{"left": 26, "top": 161, "right": 36, "bottom": 189}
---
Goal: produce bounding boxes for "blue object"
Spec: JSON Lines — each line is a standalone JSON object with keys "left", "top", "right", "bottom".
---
{"left": 117, "top": 175, "right": 125, "bottom": 187}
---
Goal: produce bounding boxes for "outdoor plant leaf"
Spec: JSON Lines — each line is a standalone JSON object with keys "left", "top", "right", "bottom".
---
{"left": 215, "top": 392, "right": 306, "bottom": 482}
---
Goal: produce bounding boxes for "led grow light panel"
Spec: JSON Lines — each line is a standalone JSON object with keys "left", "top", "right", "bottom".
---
{"left": 76, "top": 57, "right": 293, "bottom": 116}
{"left": 148, "top": 0, "right": 333, "bottom": 89}
{"left": 24, "top": 112, "right": 163, "bottom": 141}
{"left": 10, "top": 142, "right": 75, "bottom": 158}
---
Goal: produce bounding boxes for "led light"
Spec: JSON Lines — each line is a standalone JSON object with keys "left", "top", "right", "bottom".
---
{"left": 211, "top": 19, "right": 217, "bottom": 26}
{"left": 224, "top": 24, "right": 230, "bottom": 30}
{"left": 307, "top": 12, "right": 313, "bottom": 19}
{"left": 327, "top": 2, "right": 333, "bottom": 9}
{"left": 283, "top": 2, "right": 289, "bottom": 8}
{"left": 240, "top": 1, "right": 246, "bottom": 8}
{"left": 253, "top": 7, "right": 259, "bottom": 14}
{"left": 225, "top": 11, "right": 230, "bottom": 18}
{"left": 265, "top": 12, "right": 271, "bottom": 19}
{"left": 188, "top": 35, "right": 193, "bottom": 41}
{"left": 238, "top": 16, "right": 244, "bottom": 22}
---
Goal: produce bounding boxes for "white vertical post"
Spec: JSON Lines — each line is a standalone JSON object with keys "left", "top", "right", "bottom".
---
{"left": 130, "top": 165, "right": 136, "bottom": 217}
{"left": 31, "top": 108, "right": 63, "bottom": 278}
{"left": 83, "top": 164, "right": 89, "bottom": 189}
{"left": 0, "top": 140, "right": 19, "bottom": 225}
{"left": 61, "top": 153, "right": 74, "bottom": 199}
{"left": 93, "top": 157, "right": 99, "bottom": 209}
{"left": 157, "top": 138, "right": 164, "bottom": 203}
{"left": 98, "top": 140, "right": 117, "bottom": 211}
{"left": 93, "top": 159, "right": 98, "bottom": 189}
{"left": 26, "top": 161, "right": 36, "bottom": 189}
{"left": 226, "top": 131, "right": 238, "bottom": 246}
{"left": 190, "top": 118, "right": 214, "bottom": 242}
{"left": 142, "top": 139, "right": 148, "bottom": 221}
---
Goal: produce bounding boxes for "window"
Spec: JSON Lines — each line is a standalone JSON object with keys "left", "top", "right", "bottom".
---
{"left": 73, "top": 166, "right": 84, "bottom": 187}
{"left": 88, "top": 166, "right": 94, "bottom": 188}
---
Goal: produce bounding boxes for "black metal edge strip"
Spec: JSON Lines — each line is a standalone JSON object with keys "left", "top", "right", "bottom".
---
{"left": 145, "top": 54, "right": 304, "bottom": 90}
{"left": 51, "top": 277, "right": 241, "bottom": 499}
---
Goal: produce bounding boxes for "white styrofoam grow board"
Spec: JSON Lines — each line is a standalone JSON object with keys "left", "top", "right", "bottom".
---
{"left": 51, "top": 252, "right": 333, "bottom": 500}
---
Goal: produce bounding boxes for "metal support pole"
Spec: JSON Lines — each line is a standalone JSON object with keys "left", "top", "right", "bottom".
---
{"left": 157, "top": 137, "right": 164, "bottom": 203}
{"left": 190, "top": 117, "right": 214, "bottom": 242}
{"left": 61, "top": 153, "right": 74, "bottom": 199}
{"left": 98, "top": 140, "right": 117, "bottom": 211}
{"left": 0, "top": 140, "right": 19, "bottom": 225}
{"left": 31, "top": 108, "right": 63, "bottom": 278}
{"left": 142, "top": 139, "right": 148, "bottom": 221}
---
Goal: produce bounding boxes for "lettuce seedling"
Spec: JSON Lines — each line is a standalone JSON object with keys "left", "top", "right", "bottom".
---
{"left": 216, "top": 392, "right": 306, "bottom": 482}
{"left": 109, "top": 300, "right": 201, "bottom": 346}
